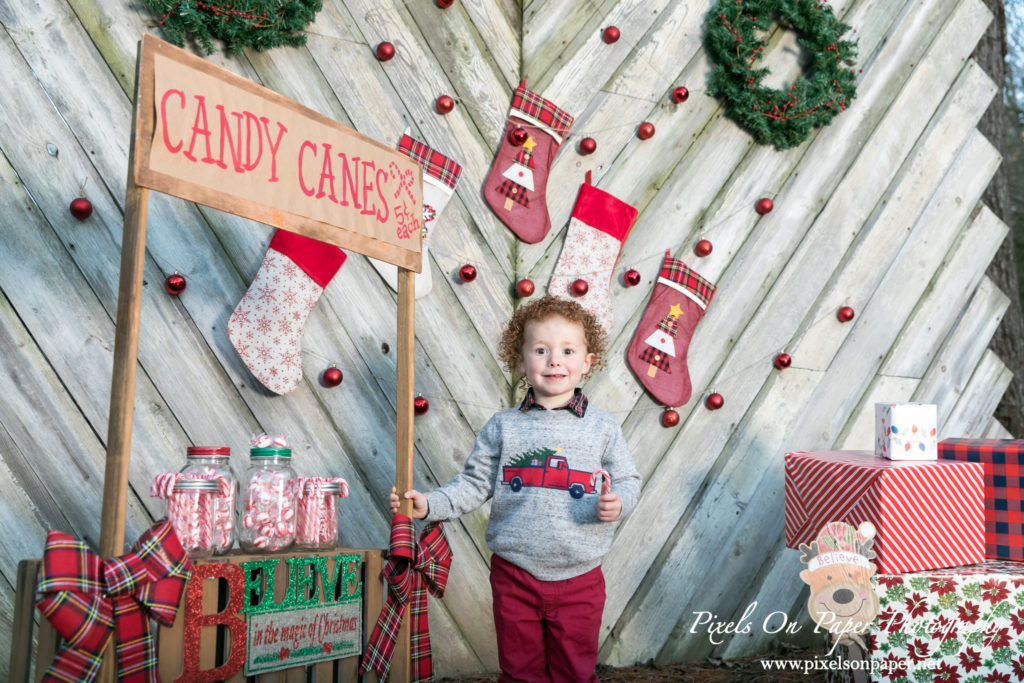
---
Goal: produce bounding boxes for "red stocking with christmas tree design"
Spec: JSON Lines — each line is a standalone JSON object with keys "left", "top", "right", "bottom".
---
{"left": 484, "top": 80, "right": 574, "bottom": 243}
{"left": 227, "top": 231, "right": 345, "bottom": 395}
{"left": 627, "top": 252, "right": 716, "bottom": 407}
{"left": 548, "top": 173, "right": 637, "bottom": 332}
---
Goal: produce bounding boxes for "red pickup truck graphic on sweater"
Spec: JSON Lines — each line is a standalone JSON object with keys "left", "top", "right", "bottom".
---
{"left": 502, "top": 449, "right": 596, "bottom": 499}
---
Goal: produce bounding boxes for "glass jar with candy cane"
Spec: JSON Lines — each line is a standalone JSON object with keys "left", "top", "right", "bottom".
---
{"left": 239, "top": 438, "right": 298, "bottom": 552}
{"left": 295, "top": 477, "right": 349, "bottom": 549}
{"left": 180, "top": 446, "right": 236, "bottom": 554}
{"left": 167, "top": 478, "right": 223, "bottom": 560}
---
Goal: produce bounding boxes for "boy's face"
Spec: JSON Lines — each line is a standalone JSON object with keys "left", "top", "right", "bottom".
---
{"left": 517, "top": 315, "right": 595, "bottom": 409}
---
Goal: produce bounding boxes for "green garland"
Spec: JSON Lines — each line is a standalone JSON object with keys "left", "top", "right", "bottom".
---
{"left": 144, "top": 0, "right": 322, "bottom": 55}
{"left": 704, "top": 0, "right": 859, "bottom": 150}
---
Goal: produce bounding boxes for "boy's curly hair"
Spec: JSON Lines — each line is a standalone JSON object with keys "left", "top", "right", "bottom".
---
{"left": 498, "top": 296, "right": 608, "bottom": 376}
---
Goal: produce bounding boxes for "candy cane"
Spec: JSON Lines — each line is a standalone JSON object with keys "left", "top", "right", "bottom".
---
{"left": 591, "top": 469, "right": 612, "bottom": 495}
{"left": 150, "top": 472, "right": 182, "bottom": 499}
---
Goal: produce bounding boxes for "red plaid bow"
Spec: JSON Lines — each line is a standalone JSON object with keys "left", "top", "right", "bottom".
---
{"left": 361, "top": 515, "right": 452, "bottom": 683}
{"left": 35, "top": 519, "right": 192, "bottom": 682}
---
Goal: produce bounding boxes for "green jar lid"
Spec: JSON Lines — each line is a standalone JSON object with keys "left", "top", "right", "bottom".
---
{"left": 250, "top": 447, "right": 292, "bottom": 458}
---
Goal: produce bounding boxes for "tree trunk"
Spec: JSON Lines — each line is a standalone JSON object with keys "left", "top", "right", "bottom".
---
{"left": 975, "top": 0, "right": 1024, "bottom": 437}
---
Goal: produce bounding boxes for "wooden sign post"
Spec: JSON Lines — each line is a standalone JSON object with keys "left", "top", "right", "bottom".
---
{"left": 96, "top": 34, "right": 424, "bottom": 682}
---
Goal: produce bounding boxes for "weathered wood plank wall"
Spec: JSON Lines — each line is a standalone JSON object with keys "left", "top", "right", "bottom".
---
{"left": 0, "top": 0, "right": 1013, "bottom": 677}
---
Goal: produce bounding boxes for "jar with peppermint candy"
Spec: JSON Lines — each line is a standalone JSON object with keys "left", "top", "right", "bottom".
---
{"left": 239, "top": 435, "right": 297, "bottom": 552}
{"left": 295, "top": 477, "right": 350, "bottom": 550}
{"left": 166, "top": 478, "right": 222, "bottom": 560}
{"left": 180, "top": 446, "right": 236, "bottom": 554}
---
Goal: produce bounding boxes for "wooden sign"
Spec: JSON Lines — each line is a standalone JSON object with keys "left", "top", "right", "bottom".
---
{"left": 134, "top": 33, "right": 423, "bottom": 271}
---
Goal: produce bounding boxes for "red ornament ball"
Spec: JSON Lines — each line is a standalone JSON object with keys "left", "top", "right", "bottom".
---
{"left": 70, "top": 196, "right": 93, "bottom": 220}
{"left": 508, "top": 127, "right": 529, "bottom": 146}
{"left": 458, "top": 264, "right": 477, "bottom": 283}
{"left": 661, "top": 409, "right": 680, "bottom": 428}
{"left": 602, "top": 26, "right": 620, "bottom": 43}
{"left": 672, "top": 86, "right": 690, "bottom": 103}
{"left": 637, "top": 122, "right": 655, "bottom": 140}
{"left": 570, "top": 279, "right": 589, "bottom": 297}
{"left": 624, "top": 269, "right": 641, "bottom": 287}
{"left": 755, "top": 197, "right": 774, "bottom": 215}
{"left": 837, "top": 306, "right": 856, "bottom": 323}
{"left": 414, "top": 395, "right": 430, "bottom": 416}
{"left": 774, "top": 353, "right": 792, "bottom": 370}
{"left": 164, "top": 273, "right": 187, "bottom": 295}
{"left": 694, "top": 239, "right": 713, "bottom": 257}
{"left": 435, "top": 95, "right": 455, "bottom": 114}
{"left": 705, "top": 392, "right": 724, "bottom": 410}
{"left": 579, "top": 137, "right": 597, "bottom": 155}
{"left": 375, "top": 41, "right": 396, "bottom": 61}
{"left": 322, "top": 366, "right": 343, "bottom": 387}
{"left": 515, "top": 278, "right": 535, "bottom": 297}
{"left": 436, "top": 0, "right": 454, "bottom": 7}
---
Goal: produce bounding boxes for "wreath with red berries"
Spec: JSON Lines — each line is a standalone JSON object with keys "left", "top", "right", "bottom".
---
{"left": 704, "top": 0, "right": 859, "bottom": 150}
{"left": 144, "top": 0, "right": 321, "bottom": 55}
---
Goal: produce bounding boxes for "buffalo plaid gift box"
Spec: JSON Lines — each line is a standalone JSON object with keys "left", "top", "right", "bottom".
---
{"left": 785, "top": 451, "right": 984, "bottom": 573}
{"left": 939, "top": 438, "right": 1024, "bottom": 561}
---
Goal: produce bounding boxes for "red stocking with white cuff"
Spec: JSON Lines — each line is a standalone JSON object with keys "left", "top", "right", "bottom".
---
{"left": 227, "top": 231, "right": 345, "bottom": 395}
{"left": 548, "top": 174, "right": 638, "bottom": 332}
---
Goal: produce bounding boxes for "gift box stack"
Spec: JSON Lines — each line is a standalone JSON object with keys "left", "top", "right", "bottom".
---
{"left": 786, "top": 402, "right": 1024, "bottom": 682}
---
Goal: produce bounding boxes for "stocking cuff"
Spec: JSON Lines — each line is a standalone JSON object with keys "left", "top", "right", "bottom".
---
{"left": 656, "top": 251, "right": 716, "bottom": 309}
{"left": 398, "top": 135, "right": 462, "bottom": 190}
{"left": 571, "top": 183, "right": 638, "bottom": 242}
{"left": 269, "top": 230, "right": 347, "bottom": 289}
{"left": 510, "top": 80, "right": 574, "bottom": 144}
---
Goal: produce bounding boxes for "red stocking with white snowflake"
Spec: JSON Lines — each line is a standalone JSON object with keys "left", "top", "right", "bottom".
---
{"left": 548, "top": 174, "right": 637, "bottom": 332}
{"left": 627, "top": 252, "right": 716, "bottom": 407}
{"left": 484, "top": 80, "right": 574, "bottom": 243}
{"left": 227, "top": 231, "right": 345, "bottom": 395}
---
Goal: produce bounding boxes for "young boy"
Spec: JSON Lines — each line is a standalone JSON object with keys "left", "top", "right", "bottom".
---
{"left": 392, "top": 296, "right": 641, "bottom": 682}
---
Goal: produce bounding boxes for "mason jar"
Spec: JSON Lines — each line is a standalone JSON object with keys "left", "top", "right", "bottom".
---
{"left": 295, "top": 478, "right": 348, "bottom": 550}
{"left": 180, "top": 446, "right": 235, "bottom": 554}
{"left": 167, "top": 478, "right": 222, "bottom": 560}
{"left": 238, "top": 447, "right": 297, "bottom": 552}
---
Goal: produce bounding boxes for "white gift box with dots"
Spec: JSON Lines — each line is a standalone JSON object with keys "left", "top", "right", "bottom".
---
{"left": 874, "top": 402, "right": 938, "bottom": 460}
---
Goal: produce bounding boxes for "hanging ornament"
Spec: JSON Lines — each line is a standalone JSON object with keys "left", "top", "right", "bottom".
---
{"left": 515, "top": 278, "right": 535, "bottom": 297}
{"left": 661, "top": 408, "right": 680, "bottom": 428}
{"left": 637, "top": 122, "right": 655, "bottom": 140}
{"left": 458, "top": 264, "right": 477, "bottom": 282}
{"left": 837, "top": 306, "right": 855, "bottom": 323}
{"left": 322, "top": 365, "right": 343, "bottom": 387}
{"left": 755, "top": 197, "right": 774, "bottom": 215}
{"left": 164, "top": 273, "right": 187, "bottom": 295}
{"left": 672, "top": 86, "right": 690, "bottom": 103}
{"left": 774, "top": 353, "right": 792, "bottom": 370}
{"left": 578, "top": 137, "right": 597, "bottom": 155}
{"left": 570, "top": 279, "right": 589, "bottom": 297}
{"left": 508, "top": 126, "right": 529, "bottom": 146}
{"left": 623, "top": 269, "right": 641, "bottom": 287}
{"left": 705, "top": 392, "right": 724, "bottom": 410}
{"left": 602, "top": 26, "right": 620, "bottom": 43}
{"left": 414, "top": 395, "right": 430, "bottom": 416}
{"left": 69, "top": 196, "right": 93, "bottom": 220}
{"left": 694, "top": 239, "right": 713, "bottom": 257}
{"left": 435, "top": 95, "right": 455, "bottom": 114}
{"left": 436, "top": 0, "right": 454, "bottom": 7}
{"left": 375, "top": 41, "right": 395, "bottom": 61}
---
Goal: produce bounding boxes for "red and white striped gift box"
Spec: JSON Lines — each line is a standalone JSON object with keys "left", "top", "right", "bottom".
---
{"left": 784, "top": 450, "right": 984, "bottom": 573}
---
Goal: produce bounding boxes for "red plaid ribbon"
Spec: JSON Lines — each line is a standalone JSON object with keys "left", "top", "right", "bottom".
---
{"left": 658, "top": 251, "right": 716, "bottom": 308}
{"left": 361, "top": 515, "right": 452, "bottom": 683}
{"left": 398, "top": 134, "right": 463, "bottom": 190}
{"left": 510, "top": 80, "right": 574, "bottom": 140}
{"left": 35, "top": 520, "right": 192, "bottom": 682}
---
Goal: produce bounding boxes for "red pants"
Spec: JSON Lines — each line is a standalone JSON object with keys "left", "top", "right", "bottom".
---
{"left": 490, "top": 554, "right": 605, "bottom": 683}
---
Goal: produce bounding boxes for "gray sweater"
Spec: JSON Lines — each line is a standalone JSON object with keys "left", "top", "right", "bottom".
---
{"left": 424, "top": 399, "right": 641, "bottom": 581}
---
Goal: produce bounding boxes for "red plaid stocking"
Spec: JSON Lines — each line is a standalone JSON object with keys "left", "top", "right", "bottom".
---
{"left": 627, "top": 252, "right": 716, "bottom": 407}
{"left": 484, "top": 80, "right": 574, "bottom": 244}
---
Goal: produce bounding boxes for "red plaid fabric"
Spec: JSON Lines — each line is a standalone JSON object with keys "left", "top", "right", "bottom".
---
{"left": 939, "top": 439, "right": 1024, "bottom": 560}
{"left": 639, "top": 346, "right": 672, "bottom": 373}
{"left": 510, "top": 80, "right": 574, "bottom": 139}
{"left": 35, "top": 520, "right": 191, "bottom": 682}
{"left": 398, "top": 134, "right": 463, "bottom": 190}
{"left": 658, "top": 251, "right": 716, "bottom": 308}
{"left": 497, "top": 180, "right": 529, "bottom": 207}
{"left": 361, "top": 515, "right": 452, "bottom": 683}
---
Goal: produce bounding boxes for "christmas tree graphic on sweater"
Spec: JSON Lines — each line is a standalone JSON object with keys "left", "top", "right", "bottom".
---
{"left": 502, "top": 446, "right": 597, "bottom": 499}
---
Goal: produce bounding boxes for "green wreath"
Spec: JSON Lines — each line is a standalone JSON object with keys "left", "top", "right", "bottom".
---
{"left": 704, "top": 0, "right": 859, "bottom": 150}
{"left": 144, "top": 0, "right": 322, "bottom": 55}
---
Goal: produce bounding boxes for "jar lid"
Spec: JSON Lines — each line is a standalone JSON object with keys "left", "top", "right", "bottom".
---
{"left": 320, "top": 481, "right": 343, "bottom": 494}
{"left": 250, "top": 447, "right": 292, "bottom": 458}
{"left": 174, "top": 478, "right": 222, "bottom": 492}
{"left": 187, "top": 446, "right": 231, "bottom": 458}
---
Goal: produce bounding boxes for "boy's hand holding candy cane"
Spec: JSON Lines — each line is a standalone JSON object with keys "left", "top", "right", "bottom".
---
{"left": 592, "top": 470, "right": 622, "bottom": 523}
